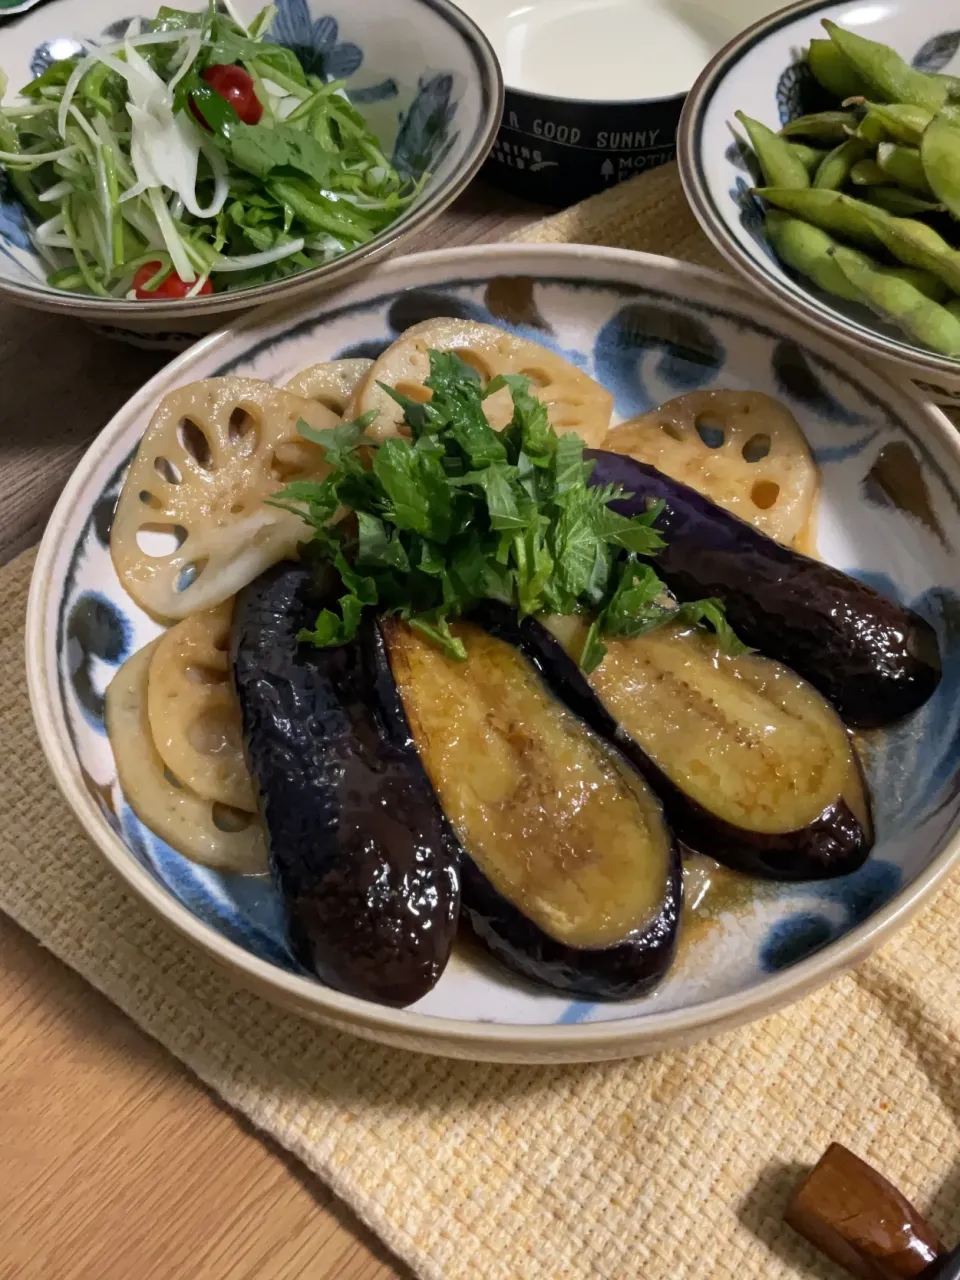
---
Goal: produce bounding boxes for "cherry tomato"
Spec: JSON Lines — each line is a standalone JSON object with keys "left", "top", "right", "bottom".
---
{"left": 191, "top": 64, "right": 263, "bottom": 128}
{"left": 132, "top": 262, "right": 213, "bottom": 300}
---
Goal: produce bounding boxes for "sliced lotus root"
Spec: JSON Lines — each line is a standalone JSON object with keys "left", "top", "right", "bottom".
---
{"left": 352, "top": 318, "right": 613, "bottom": 446}
{"left": 603, "top": 390, "right": 819, "bottom": 545}
{"left": 105, "top": 641, "right": 267, "bottom": 874}
{"left": 111, "top": 377, "right": 340, "bottom": 620}
{"left": 283, "top": 358, "right": 373, "bottom": 415}
{"left": 147, "top": 600, "right": 256, "bottom": 813}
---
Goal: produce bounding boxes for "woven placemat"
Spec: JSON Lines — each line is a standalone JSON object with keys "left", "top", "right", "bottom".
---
{"left": 6, "top": 164, "right": 960, "bottom": 1280}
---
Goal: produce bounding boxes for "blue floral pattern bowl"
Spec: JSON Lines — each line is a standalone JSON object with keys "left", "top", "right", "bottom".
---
{"left": 678, "top": 0, "right": 960, "bottom": 408}
{"left": 26, "top": 243, "right": 960, "bottom": 1062}
{"left": 0, "top": 0, "right": 501, "bottom": 345}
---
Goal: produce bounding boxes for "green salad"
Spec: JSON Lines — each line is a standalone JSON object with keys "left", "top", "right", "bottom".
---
{"left": 0, "top": 1, "right": 419, "bottom": 298}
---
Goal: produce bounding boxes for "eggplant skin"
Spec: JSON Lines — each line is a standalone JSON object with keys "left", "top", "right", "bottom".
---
{"left": 471, "top": 602, "right": 873, "bottom": 882}
{"left": 460, "top": 852, "right": 682, "bottom": 1001}
{"left": 231, "top": 563, "right": 461, "bottom": 1008}
{"left": 381, "top": 616, "right": 683, "bottom": 1002}
{"left": 585, "top": 450, "right": 941, "bottom": 730}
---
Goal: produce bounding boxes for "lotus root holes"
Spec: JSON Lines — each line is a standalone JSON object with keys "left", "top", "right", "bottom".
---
{"left": 154, "top": 455, "right": 182, "bottom": 485}
{"left": 742, "top": 433, "right": 772, "bottom": 463}
{"left": 212, "top": 803, "right": 255, "bottom": 833}
{"left": 178, "top": 417, "right": 213, "bottom": 469}
{"left": 136, "top": 523, "right": 187, "bottom": 557}
{"left": 138, "top": 490, "right": 163, "bottom": 510}
{"left": 752, "top": 479, "right": 781, "bottom": 509}
{"left": 395, "top": 379, "right": 433, "bottom": 403}
{"left": 228, "top": 406, "right": 259, "bottom": 455}
{"left": 695, "top": 416, "right": 725, "bottom": 449}
{"left": 520, "top": 367, "right": 549, "bottom": 388}
{"left": 176, "top": 559, "right": 208, "bottom": 591}
{"left": 188, "top": 706, "right": 242, "bottom": 756}
{"left": 185, "top": 663, "right": 229, "bottom": 686}
{"left": 456, "top": 350, "right": 492, "bottom": 379}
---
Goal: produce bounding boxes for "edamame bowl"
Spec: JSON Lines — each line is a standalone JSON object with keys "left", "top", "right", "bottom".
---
{"left": 679, "top": 0, "right": 960, "bottom": 406}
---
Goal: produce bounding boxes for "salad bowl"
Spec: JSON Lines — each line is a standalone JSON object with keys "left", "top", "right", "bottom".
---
{"left": 26, "top": 242, "right": 960, "bottom": 1063}
{"left": 0, "top": 0, "right": 501, "bottom": 346}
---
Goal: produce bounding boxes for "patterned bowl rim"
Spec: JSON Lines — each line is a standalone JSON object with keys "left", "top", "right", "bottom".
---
{"left": 0, "top": 0, "right": 504, "bottom": 319}
{"left": 25, "top": 241, "right": 960, "bottom": 1054}
{"left": 676, "top": 0, "right": 960, "bottom": 385}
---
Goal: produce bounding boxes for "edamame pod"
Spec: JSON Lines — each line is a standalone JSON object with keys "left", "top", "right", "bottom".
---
{"left": 850, "top": 159, "right": 888, "bottom": 186}
{"left": 735, "top": 112, "right": 810, "bottom": 189}
{"left": 863, "top": 186, "right": 946, "bottom": 216}
{"left": 755, "top": 187, "right": 884, "bottom": 248}
{"left": 856, "top": 202, "right": 960, "bottom": 294}
{"left": 854, "top": 102, "right": 933, "bottom": 145}
{"left": 857, "top": 113, "right": 888, "bottom": 145}
{"left": 758, "top": 187, "right": 960, "bottom": 292}
{"left": 921, "top": 112, "right": 960, "bottom": 219}
{"left": 814, "top": 136, "right": 869, "bottom": 190}
{"left": 765, "top": 211, "right": 863, "bottom": 301}
{"left": 780, "top": 110, "right": 861, "bottom": 142}
{"left": 876, "top": 142, "right": 935, "bottom": 196}
{"left": 946, "top": 298, "right": 960, "bottom": 322}
{"left": 767, "top": 212, "right": 946, "bottom": 304}
{"left": 807, "top": 38, "right": 868, "bottom": 99}
{"left": 822, "top": 20, "right": 946, "bottom": 111}
{"left": 829, "top": 245, "right": 960, "bottom": 355}
{"left": 789, "top": 142, "right": 830, "bottom": 174}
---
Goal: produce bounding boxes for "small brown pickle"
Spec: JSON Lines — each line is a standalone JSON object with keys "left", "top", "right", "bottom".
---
{"left": 786, "top": 1143, "right": 940, "bottom": 1278}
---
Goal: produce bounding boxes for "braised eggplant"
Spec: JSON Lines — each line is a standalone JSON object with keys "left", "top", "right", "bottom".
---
{"left": 585, "top": 450, "right": 941, "bottom": 729}
{"left": 475, "top": 603, "right": 873, "bottom": 881}
{"left": 231, "top": 563, "right": 460, "bottom": 1007}
{"left": 381, "top": 618, "right": 681, "bottom": 1000}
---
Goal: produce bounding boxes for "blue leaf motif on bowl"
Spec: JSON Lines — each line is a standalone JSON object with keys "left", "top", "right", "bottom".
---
{"left": 0, "top": 173, "right": 32, "bottom": 254}
{"left": 268, "top": 0, "right": 361, "bottom": 79}
{"left": 393, "top": 73, "right": 459, "bottom": 181}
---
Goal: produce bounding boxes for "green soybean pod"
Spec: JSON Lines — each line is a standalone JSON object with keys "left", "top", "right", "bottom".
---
{"left": 856, "top": 102, "right": 933, "bottom": 145}
{"left": 822, "top": 20, "right": 946, "bottom": 112}
{"left": 765, "top": 211, "right": 863, "bottom": 301}
{"left": 789, "top": 142, "right": 829, "bottom": 175}
{"left": 735, "top": 111, "right": 810, "bottom": 188}
{"left": 946, "top": 298, "right": 960, "bottom": 321}
{"left": 883, "top": 267, "right": 950, "bottom": 302}
{"left": 780, "top": 110, "right": 861, "bottom": 142}
{"left": 850, "top": 159, "right": 889, "bottom": 186}
{"left": 876, "top": 142, "right": 936, "bottom": 196}
{"left": 858, "top": 112, "right": 889, "bottom": 145}
{"left": 863, "top": 185, "right": 946, "bottom": 216}
{"left": 830, "top": 244, "right": 960, "bottom": 355}
{"left": 807, "top": 38, "right": 869, "bottom": 99}
{"left": 920, "top": 112, "right": 960, "bottom": 219}
{"left": 856, "top": 200, "right": 960, "bottom": 294}
{"left": 814, "top": 136, "right": 869, "bottom": 189}
{"left": 755, "top": 187, "right": 884, "bottom": 248}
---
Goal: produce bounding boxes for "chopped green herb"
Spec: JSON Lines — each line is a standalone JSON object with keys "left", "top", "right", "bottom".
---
{"left": 273, "top": 351, "right": 745, "bottom": 669}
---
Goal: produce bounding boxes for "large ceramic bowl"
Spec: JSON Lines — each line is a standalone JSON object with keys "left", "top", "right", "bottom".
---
{"left": 26, "top": 243, "right": 960, "bottom": 1063}
{"left": 0, "top": 0, "right": 501, "bottom": 345}
{"left": 677, "top": 0, "right": 960, "bottom": 407}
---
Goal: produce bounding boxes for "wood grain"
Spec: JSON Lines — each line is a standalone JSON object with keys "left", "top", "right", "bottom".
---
{"left": 0, "top": 181, "right": 542, "bottom": 1280}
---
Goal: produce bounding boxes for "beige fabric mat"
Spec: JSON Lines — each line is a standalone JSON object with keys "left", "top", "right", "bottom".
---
{"left": 6, "top": 164, "right": 960, "bottom": 1280}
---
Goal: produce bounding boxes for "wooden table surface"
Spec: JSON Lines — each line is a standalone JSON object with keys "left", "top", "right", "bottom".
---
{"left": 0, "top": 181, "right": 542, "bottom": 1280}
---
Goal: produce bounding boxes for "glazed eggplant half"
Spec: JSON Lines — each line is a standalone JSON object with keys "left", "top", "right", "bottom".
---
{"left": 232, "top": 562, "right": 461, "bottom": 1007}
{"left": 586, "top": 450, "right": 941, "bottom": 730}
{"left": 475, "top": 604, "right": 873, "bottom": 882}
{"left": 381, "top": 618, "right": 682, "bottom": 1000}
